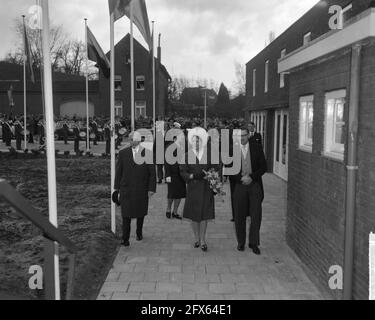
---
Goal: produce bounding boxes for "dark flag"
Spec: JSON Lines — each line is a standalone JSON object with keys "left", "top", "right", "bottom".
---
{"left": 23, "top": 21, "right": 35, "bottom": 83}
{"left": 108, "top": 0, "right": 131, "bottom": 22}
{"left": 8, "top": 84, "right": 14, "bottom": 108}
{"left": 86, "top": 26, "right": 111, "bottom": 78}
{"left": 108, "top": 0, "right": 151, "bottom": 50}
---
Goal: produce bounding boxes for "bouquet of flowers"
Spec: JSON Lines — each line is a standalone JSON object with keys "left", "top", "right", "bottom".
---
{"left": 203, "top": 168, "right": 226, "bottom": 200}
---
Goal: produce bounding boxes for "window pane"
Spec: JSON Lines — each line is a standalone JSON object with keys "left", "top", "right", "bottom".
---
{"left": 307, "top": 123, "right": 313, "bottom": 141}
{"left": 336, "top": 101, "right": 344, "bottom": 122}
{"left": 335, "top": 124, "right": 345, "bottom": 145}
{"left": 308, "top": 105, "right": 314, "bottom": 122}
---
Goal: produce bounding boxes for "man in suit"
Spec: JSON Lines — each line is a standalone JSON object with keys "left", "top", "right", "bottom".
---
{"left": 248, "top": 122, "right": 263, "bottom": 146}
{"left": 113, "top": 131, "right": 156, "bottom": 247}
{"left": 62, "top": 118, "right": 69, "bottom": 145}
{"left": 233, "top": 127, "right": 267, "bottom": 255}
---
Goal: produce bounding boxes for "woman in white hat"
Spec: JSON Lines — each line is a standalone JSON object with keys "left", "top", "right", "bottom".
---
{"left": 179, "top": 127, "right": 220, "bottom": 252}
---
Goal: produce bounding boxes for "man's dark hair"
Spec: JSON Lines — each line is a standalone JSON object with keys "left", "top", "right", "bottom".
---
{"left": 249, "top": 122, "right": 255, "bottom": 126}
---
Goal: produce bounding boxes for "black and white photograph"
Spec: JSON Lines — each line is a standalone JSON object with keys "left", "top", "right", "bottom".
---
{"left": 0, "top": 0, "right": 374, "bottom": 305}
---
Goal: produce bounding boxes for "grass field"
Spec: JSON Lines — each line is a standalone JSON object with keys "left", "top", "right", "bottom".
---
{"left": 0, "top": 153, "right": 120, "bottom": 300}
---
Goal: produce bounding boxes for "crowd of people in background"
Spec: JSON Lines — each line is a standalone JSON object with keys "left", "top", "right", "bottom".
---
{"left": 0, "top": 112, "right": 246, "bottom": 153}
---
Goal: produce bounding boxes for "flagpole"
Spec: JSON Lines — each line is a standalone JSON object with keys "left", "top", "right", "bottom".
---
{"left": 41, "top": 0, "right": 60, "bottom": 300}
{"left": 22, "top": 15, "right": 27, "bottom": 151}
{"left": 110, "top": 13, "right": 116, "bottom": 234}
{"left": 85, "top": 18, "right": 90, "bottom": 152}
{"left": 204, "top": 90, "right": 207, "bottom": 129}
{"left": 152, "top": 21, "right": 156, "bottom": 137}
{"left": 130, "top": 1, "right": 135, "bottom": 132}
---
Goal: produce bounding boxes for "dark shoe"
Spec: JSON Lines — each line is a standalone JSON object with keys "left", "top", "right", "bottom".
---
{"left": 194, "top": 242, "right": 200, "bottom": 248}
{"left": 136, "top": 234, "right": 143, "bottom": 241}
{"left": 249, "top": 245, "right": 261, "bottom": 255}
{"left": 166, "top": 212, "right": 171, "bottom": 219}
{"left": 172, "top": 213, "right": 182, "bottom": 220}
{"left": 121, "top": 240, "right": 130, "bottom": 247}
{"left": 237, "top": 245, "right": 245, "bottom": 252}
{"left": 201, "top": 244, "right": 208, "bottom": 252}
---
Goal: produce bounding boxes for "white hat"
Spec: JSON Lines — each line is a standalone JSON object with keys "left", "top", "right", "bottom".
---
{"left": 188, "top": 127, "right": 208, "bottom": 147}
{"left": 173, "top": 122, "right": 181, "bottom": 129}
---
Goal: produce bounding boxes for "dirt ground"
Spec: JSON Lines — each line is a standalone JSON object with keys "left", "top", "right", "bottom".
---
{"left": 0, "top": 153, "right": 121, "bottom": 300}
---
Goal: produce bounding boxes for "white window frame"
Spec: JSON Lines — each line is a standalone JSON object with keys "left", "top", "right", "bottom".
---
{"left": 115, "top": 100, "right": 123, "bottom": 117}
{"left": 303, "top": 32, "right": 312, "bottom": 45}
{"left": 115, "top": 75, "right": 122, "bottom": 92}
{"left": 324, "top": 89, "right": 346, "bottom": 161}
{"left": 252, "top": 69, "right": 256, "bottom": 97}
{"left": 135, "top": 100, "right": 146, "bottom": 119}
{"left": 298, "top": 95, "right": 314, "bottom": 153}
{"left": 280, "top": 49, "right": 287, "bottom": 88}
{"left": 136, "top": 75, "right": 145, "bottom": 91}
{"left": 264, "top": 60, "right": 269, "bottom": 93}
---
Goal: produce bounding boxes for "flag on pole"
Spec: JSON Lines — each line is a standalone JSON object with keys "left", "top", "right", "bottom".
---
{"left": 86, "top": 26, "right": 111, "bottom": 78}
{"left": 23, "top": 21, "right": 35, "bottom": 83}
{"left": 108, "top": 0, "right": 152, "bottom": 50}
{"left": 108, "top": 0, "right": 131, "bottom": 22}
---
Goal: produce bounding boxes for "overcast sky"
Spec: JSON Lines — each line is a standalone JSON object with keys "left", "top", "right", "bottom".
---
{"left": 0, "top": 0, "right": 318, "bottom": 92}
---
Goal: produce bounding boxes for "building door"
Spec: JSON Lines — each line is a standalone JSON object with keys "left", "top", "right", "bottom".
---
{"left": 273, "top": 109, "right": 289, "bottom": 181}
{"left": 250, "top": 111, "right": 267, "bottom": 155}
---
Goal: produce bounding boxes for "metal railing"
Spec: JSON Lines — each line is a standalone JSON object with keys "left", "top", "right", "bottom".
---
{"left": 0, "top": 179, "right": 77, "bottom": 300}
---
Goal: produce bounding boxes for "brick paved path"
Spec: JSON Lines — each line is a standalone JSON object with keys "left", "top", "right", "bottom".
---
{"left": 98, "top": 174, "right": 325, "bottom": 300}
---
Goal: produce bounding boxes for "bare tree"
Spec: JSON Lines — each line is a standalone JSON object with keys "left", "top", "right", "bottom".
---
{"left": 232, "top": 61, "right": 246, "bottom": 96}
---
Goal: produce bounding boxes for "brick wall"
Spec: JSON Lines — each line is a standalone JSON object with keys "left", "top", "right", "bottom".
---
{"left": 287, "top": 40, "right": 375, "bottom": 300}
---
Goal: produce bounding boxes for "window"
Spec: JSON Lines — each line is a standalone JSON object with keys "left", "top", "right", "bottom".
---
{"left": 115, "top": 100, "right": 123, "bottom": 117}
{"left": 252, "top": 69, "right": 256, "bottom": 97}
{"left": 115, "top": 75, "right": 122, "bottom": 91}
{"left": 250, "top": 111, "right": 267, "bottom": 153}
{"left": 299, "top": 95, "right": 314, "bottom": 152}
{"left": 135, "top": 101, "right": 146, "bottom": 119}
{"left": 264, "top": 60, "right": 269, "bottom": 93}
{"left": 280, "top": 49, "right": 287, "bottom": 88}
{"left": 324, "top": 90, "right": 346, "bottom": 160}
{"left": 303, "top": 32, "right": 311, "bottom": 45}
{"left": 136, "top": 75, "right": 145, "bottom": 91}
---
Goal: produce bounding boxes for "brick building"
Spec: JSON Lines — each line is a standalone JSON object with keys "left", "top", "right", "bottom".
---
{"left": 246, "top": 0, "right": 375, "bottom": 299}
{"left": 0, "top": 33, "right": 170, "bottom": 119}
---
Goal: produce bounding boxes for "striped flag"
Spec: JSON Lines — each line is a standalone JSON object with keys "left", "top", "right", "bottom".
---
{"left": 87, "top": 26, "right": 111, "bottom": 78}
{"left": 108, "top": 0, "right": 152, "bottom": 50}
{"left": 23, "top": 21, "right": 35, "bottom": 83}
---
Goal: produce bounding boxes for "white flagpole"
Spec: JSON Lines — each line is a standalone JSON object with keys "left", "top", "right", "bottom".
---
{"left": 85, "top": 18, "right": 90, "bottom": 152}
{"left": 204, "top": 90, "right": 207, "bottom": 129}
{"left": 130, "top": 1, "right": 135, "bottom": 132}
{"left": 152, "top": 21, "right": 156, "bottom": 137}
{"left": 41, "top": 0, "right": 60, "bottom": 300}
{"left": 22, "top": 15, "right": 27, "bottom": 151}
{"left": 110, "top": 13, "right": 116, "bottom": 234}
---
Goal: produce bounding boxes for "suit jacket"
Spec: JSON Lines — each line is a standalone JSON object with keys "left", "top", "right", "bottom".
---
{"left": 249, "top": 132, "right": 262, "bottom": 146}
{"left": 230, "top": 142, "right": 267, "bottom": 201}
{"left": 115, "top": 147, "right": 156, "bottom": 218}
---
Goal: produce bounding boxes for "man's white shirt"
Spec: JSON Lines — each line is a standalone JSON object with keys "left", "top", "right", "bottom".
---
{"left": 192, "top": 148, "right": 204, "bottom": 162}
{"left": 132, "top": 146, "right": 140, "bottom": 160}
{"left": 241, "top": 143, "right": 249, "bottom": 158}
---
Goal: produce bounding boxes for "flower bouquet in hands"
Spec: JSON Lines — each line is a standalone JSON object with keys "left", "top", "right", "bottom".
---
{"left": 203, "top": 168, "right": 226, "bottom": 201}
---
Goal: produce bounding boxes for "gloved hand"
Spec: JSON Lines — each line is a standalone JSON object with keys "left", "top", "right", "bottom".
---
{"left": 112, "top": 190, "right": 120, "bottom": 206}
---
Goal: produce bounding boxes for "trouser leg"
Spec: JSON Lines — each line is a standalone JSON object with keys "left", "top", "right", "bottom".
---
{"left": 249, "top": 182, "right": 263, "bottom": 247}
{"left": 122, "top": 217, "right": 131, "bottom": 242}
{"left": 229, "top": 179, "right": 236, "bottom": 219}
{"left": 233, "top": 184, "right": 249, "bottom": 247}
{"left": 136, "top": 217, "right": 145, "bottom": 237}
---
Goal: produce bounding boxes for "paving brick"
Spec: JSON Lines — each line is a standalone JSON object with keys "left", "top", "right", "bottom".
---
{"left": 159, "top": 265, "right": 182, "bottom": 273}
{"left": 144, "top": 272, "right": 171, "bottom": 282}
{"left": 156, "top": 282, "right": 183, "bottom": 293}
{"left": 170, "top": 273, "right": 195, "bottom": 283}
{"left": 140, "top": 293, "right": 169, "bottom": 300}
{"left": 128, "top": 282, "right": 156, "bottom": 293}
{"left": 118, "top": 272, "right": 145, "bottom": 282}
{"left": 111, "top": 292, "right": 140, "bottom": 300}
{"left": 209, "top": 284, "right": 236, "bottom": 295}
{"left": 100, "top": 282, "right": 130, "bottom": 293}
{"left": 168, "top": 293, "right": 196, "bottom": 300}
